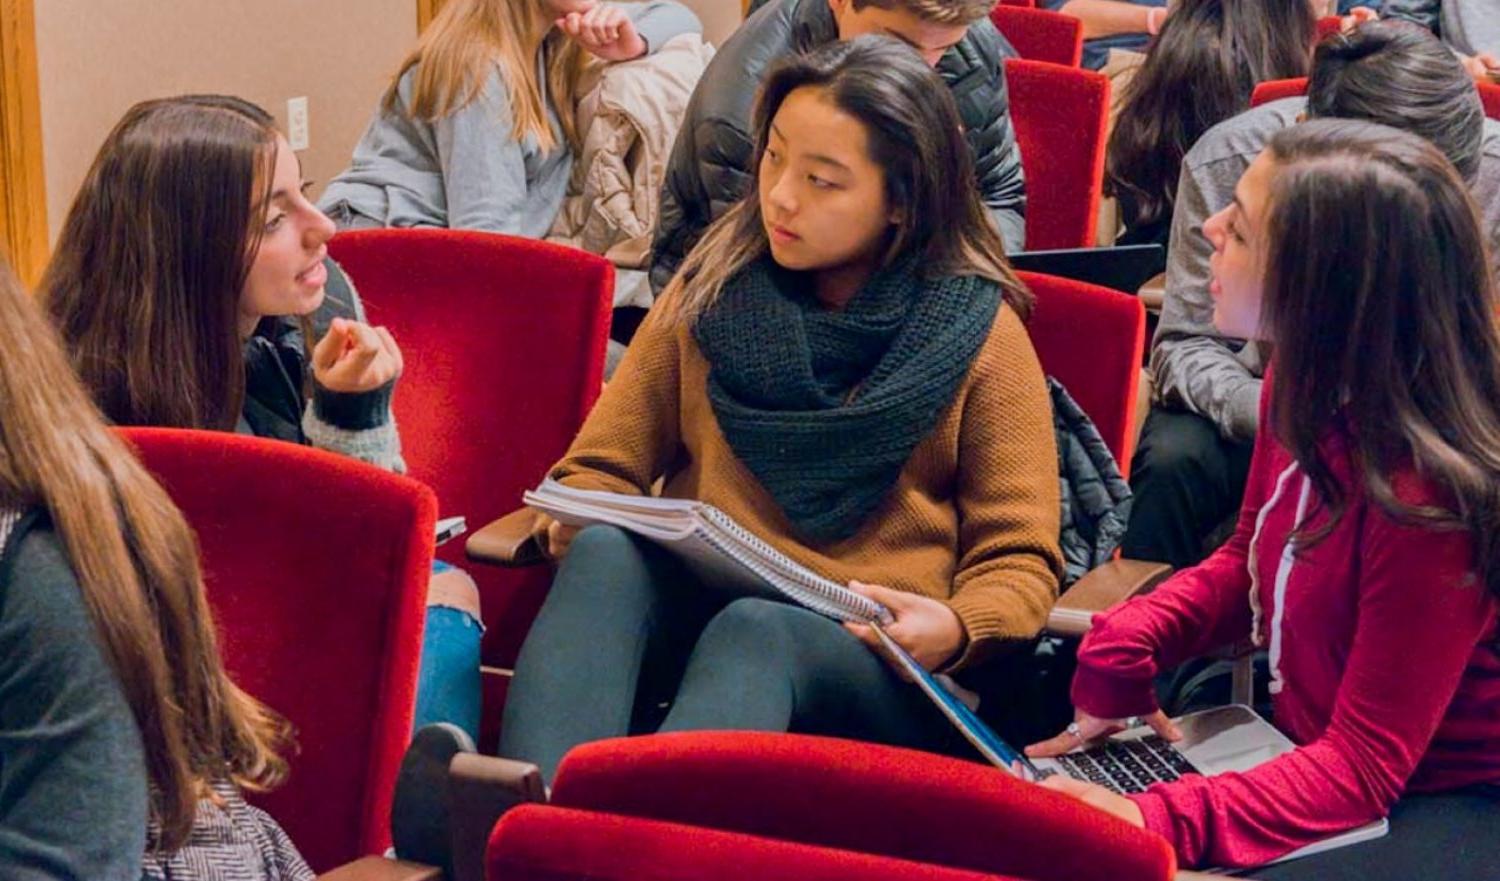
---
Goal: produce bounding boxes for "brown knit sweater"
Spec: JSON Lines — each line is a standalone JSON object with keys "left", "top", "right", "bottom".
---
{"left": 550, "top": 295, "right": 1063, "bottom": 671}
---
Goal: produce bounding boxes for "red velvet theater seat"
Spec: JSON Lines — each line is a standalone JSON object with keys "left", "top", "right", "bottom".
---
{"left": 1252, "top": 76, "right": 1500, "bottom": 121}
{"left": 992, "top": 5, "right": 1084, "bottom": 67}
{"left": 504, "top": 732, "right": 1176, "bottom": 881}
{"left": 1021, "top": 271, "right": 1145, "bottom": 475}
{"left": 118, "top": 427, "right": 436, "bottom": 872}
{"left": 489, "top": 807, "right": 1026, "bottom": 881}
{"left": 327, "top": 229, "right": 613, "bottom": 742}
{"left": 1005, "top": 59, "right": 1111, "bottom": 250}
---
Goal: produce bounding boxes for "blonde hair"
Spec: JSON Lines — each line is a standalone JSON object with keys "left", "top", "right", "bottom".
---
{"left": 4, "top": 260, "right": 291, "bottom": 851}
{"left": 386, "top": 0, "right": 589, "bottom": 153}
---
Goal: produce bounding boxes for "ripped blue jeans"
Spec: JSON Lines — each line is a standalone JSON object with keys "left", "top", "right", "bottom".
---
{"left": 414, "top": 560, "right": 483, "bottom": 741}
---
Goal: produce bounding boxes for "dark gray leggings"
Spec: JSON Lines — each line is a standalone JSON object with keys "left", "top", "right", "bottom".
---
{"left": 498, "top": 526, "right": 954, "bottom": 782}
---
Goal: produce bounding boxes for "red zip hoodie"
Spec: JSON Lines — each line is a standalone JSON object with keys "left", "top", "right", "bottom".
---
{"left": 1072, "top": 380, "right": 1500, "bottom": 868}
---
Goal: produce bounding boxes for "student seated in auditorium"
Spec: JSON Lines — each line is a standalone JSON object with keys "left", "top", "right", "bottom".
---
{"left": 1028, "top": 119, "right": 1500, "bottom": 879}
{"left": 0, "top": 261, "right": 310, "bottom": 878}
{"left": 1050, "top": 1, "right": 1374, "bottom": 71}
{"left": 1385, "top": 0, "right": 1500, "bottom": 78}
{"left": 500, "top": 36, "right": 1062, "bottom": 783}
{"left": 1124, "top": 22, "right": 1500, "bottom": 569}
{"left": 41, "top": 95, "right": 484, "bottom": 745}
{"left": 1105, "top": 0, "right": 1316, "bottom": 250}
{"left": 318, "top": 0, "right": 700, "bottom": 234}
{"left": 651, "top": 0, "right": 1027, "bottom": 296}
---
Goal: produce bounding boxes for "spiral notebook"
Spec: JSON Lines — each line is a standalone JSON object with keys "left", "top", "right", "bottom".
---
{"left": 522, "top": 480, "right": 893, "bottom": 626}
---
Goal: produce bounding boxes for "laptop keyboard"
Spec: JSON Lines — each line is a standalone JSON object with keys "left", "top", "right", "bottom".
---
{"left": 1041, "top": 735, "right": 1200, "bottom": 794}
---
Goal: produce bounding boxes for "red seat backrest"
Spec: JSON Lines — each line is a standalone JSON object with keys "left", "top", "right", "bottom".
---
{"left": 543, "top": 732, "right": 1177, "bottom": 881}
{"left": 991, "top": 5, "right": 1084, "bottom": 67}
{"left": 490, "top": 806, "right": 1028, "bottom": 880}
{"left": 118, "top": 427, "right": 436, "bottom": 871}
{"left": 1253, "top": 76, "right": 1500, "bottom": 122}
{"left": 328, "top": 229, "right": 612, "bottom": 677}
{"left": 1004, "top": 59, "right": 1111, "bottom": 250}
{"left": 1019, "top": 271, "right": 1145, "bottom": 475}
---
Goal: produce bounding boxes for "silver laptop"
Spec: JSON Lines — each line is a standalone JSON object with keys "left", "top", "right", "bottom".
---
{"left": 873, "top": 629, "right": 1389, "bottom": 870}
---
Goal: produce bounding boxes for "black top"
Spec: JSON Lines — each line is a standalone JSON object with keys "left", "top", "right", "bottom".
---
{"left": 0, "top": 510, "right": 146, "bottom": 879}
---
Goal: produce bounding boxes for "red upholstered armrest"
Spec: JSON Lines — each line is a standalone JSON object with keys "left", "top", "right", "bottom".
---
{"left": 1046, "top": 559, "right": 1172, "bottom": 638}
{"left": 550, "top": 732, "right": 1176, "bottom": 881}
{"left": 490, "top": 806, "right": 1017, "bottom": 881}
{"left": 465, "top": 508, "right": 547, "bottom": 567}
{"left": 315, "top": 857, "right": 440, "bottom": 881}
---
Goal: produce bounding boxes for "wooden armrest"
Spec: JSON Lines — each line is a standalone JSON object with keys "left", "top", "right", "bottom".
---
{"left": 1045, "top": 558, "right": 1172, "bottom": 638}
{"left": 317, "top": 857, "right": 440, "bottom": 881}
{"left": 1138, "top": 271, "right": 1166, "bottom": 312}
{"left": 465, "top": 508, "right": 547, "bottom": 567}
{"left": 450, "top": 753, "right": 547, "bottom": 881}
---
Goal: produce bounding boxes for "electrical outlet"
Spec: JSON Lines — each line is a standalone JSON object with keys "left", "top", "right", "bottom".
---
{"left": 287, "top": 97, "right": 310, "bottom": 151}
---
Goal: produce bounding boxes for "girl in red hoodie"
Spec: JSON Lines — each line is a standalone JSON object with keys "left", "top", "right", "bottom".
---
{"left": 1027, "top": 119, "right": 1500, "bottom": 877}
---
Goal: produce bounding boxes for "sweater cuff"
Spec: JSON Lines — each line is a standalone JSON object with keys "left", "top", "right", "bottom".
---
{"left": 942, "top": 591, "right": 1034, "bottom": 673}
{"left": 312, "top": 378, "right": 395, "bottom": 431}
{"left": 1069, "top": 661, "right": 1161, "bottom": 720}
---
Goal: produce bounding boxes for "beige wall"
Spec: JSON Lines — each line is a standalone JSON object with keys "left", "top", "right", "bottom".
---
{"left": 681, "top": 0, "right": 743, "bottom": 46}
{"left": 33, "top": 0, "right": 741, "bottom": 243}
{"left": 34, "top": 0, "right": 416, "bottom": 242}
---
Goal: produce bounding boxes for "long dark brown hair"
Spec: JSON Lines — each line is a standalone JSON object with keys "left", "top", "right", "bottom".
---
{"left": 0, "top": 260, "right": 291, "bottom": 850}
{"left": 661, "top": 34, "right": 1029, "bottom": 323}
{"left": 1261, "top": 119, "right": 1500, "bottom": 599}
{"left": 1106, "top": 0, "right": 1316, "bottom": 237}
{"left": 42, "top": 95, "right": 279, "bottom": 430}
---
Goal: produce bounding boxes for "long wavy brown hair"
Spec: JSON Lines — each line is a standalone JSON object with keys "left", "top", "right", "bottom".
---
{"left": 1106, "top": 0, "right": 1316, "bottom": 237}
{"left": 384, "top": 0, "right": 588, "bottom": 153}
{"left": 660, "top": 35, "right": 1030, "bottom": 324}
{"left": 1261, "top": 119, "right": 1500, "bottom": 600}
{"left": 0, "top": 260, "right": 291, "bottom": 850}
{"left": 41, "top": 95, "right": 279, "bottom": 431}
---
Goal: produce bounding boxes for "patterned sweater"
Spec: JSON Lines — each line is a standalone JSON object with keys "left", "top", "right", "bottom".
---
{"left": 550, "top": 294, "right": 1064, "bottom": 671}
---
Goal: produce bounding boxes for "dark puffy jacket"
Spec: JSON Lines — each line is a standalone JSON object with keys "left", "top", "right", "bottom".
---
{"left": 1049, "top": 377, "right": 1131, "bottom": 586}
{"left": 648, "top": 0, "right": 1027, "bottom": 294}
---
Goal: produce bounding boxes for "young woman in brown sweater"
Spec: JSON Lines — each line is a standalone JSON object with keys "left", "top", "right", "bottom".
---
{"left": 500, "top": 35, "right": 1064, "bottom": 781}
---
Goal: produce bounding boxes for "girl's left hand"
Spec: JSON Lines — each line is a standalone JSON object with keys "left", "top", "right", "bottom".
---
{"left": 1038, "top": 776, "right": 1146, "bottom": 828}
{"left": 558, "top": 4, "right": 647, "bottom": 62}
{"left": 843, "top": 581, "right": 967, "bottom": 672}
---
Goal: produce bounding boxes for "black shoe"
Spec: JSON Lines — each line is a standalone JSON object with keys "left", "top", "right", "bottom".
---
{"left": 391, "top": 722, "right": 475, "bottom": 872}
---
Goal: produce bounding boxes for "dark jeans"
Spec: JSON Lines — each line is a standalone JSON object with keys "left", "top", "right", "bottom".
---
{"left": 498, "top": 526, "right": 955, "bottom": 782}
{"left": 1250, "top": 787, "right": 1500, "bottom": 880}
{"left": 1120, "top": 406, "right": 1254, "bottom": 570}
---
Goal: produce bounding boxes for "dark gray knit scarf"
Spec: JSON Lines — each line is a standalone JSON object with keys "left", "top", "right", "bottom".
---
{"left": 693, "top": 256, "right": 1001, "bottom": 544}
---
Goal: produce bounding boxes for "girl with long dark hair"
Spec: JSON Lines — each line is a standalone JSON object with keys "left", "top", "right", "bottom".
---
{"left": 500, "top": 35, "right": 1064, "bottom": 782}
{"left": 1105, "top": 0, "right": 1317, "bottom": 248}
{"left": 42, "top": 95, "right": 485, "bottom": 745}
{"left": 1030, "top": 120, "right": 1500, "bottom": 877}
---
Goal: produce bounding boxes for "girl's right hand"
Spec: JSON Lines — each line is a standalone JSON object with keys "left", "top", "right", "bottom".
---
{"left": 1024, "top": 709, "right": 1182, "bottom": 758}
{"left": 312, "top": 317, "right": 403, "bottom": 394}
{"left": 536, "top": 515, "right": 580, "bottom": 560}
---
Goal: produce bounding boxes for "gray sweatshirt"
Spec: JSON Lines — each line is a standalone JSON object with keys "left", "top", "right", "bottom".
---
{"left": 1151, "top": 97, "right": 1500, "bottom": 440}
{"left": 1385, "top": 0, "right": 1500, "bottom": 57}
{"left": 0, "top": 512, "right": 146, "bottom": 880}
{"left": 319, "top": 2, "right": 701, "bottom": 236}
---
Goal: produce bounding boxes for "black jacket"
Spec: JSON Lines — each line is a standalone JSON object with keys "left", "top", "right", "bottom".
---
{"left": 239, "top": 258, "right": 401, "bottom": 473}
{"left": 649, "top": 0, "right": 1027, "bottom": 293}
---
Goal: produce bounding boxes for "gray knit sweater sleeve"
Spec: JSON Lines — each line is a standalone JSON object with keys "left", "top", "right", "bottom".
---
{"left": 0, "top": 515, "right": 147, "bottom": 880}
